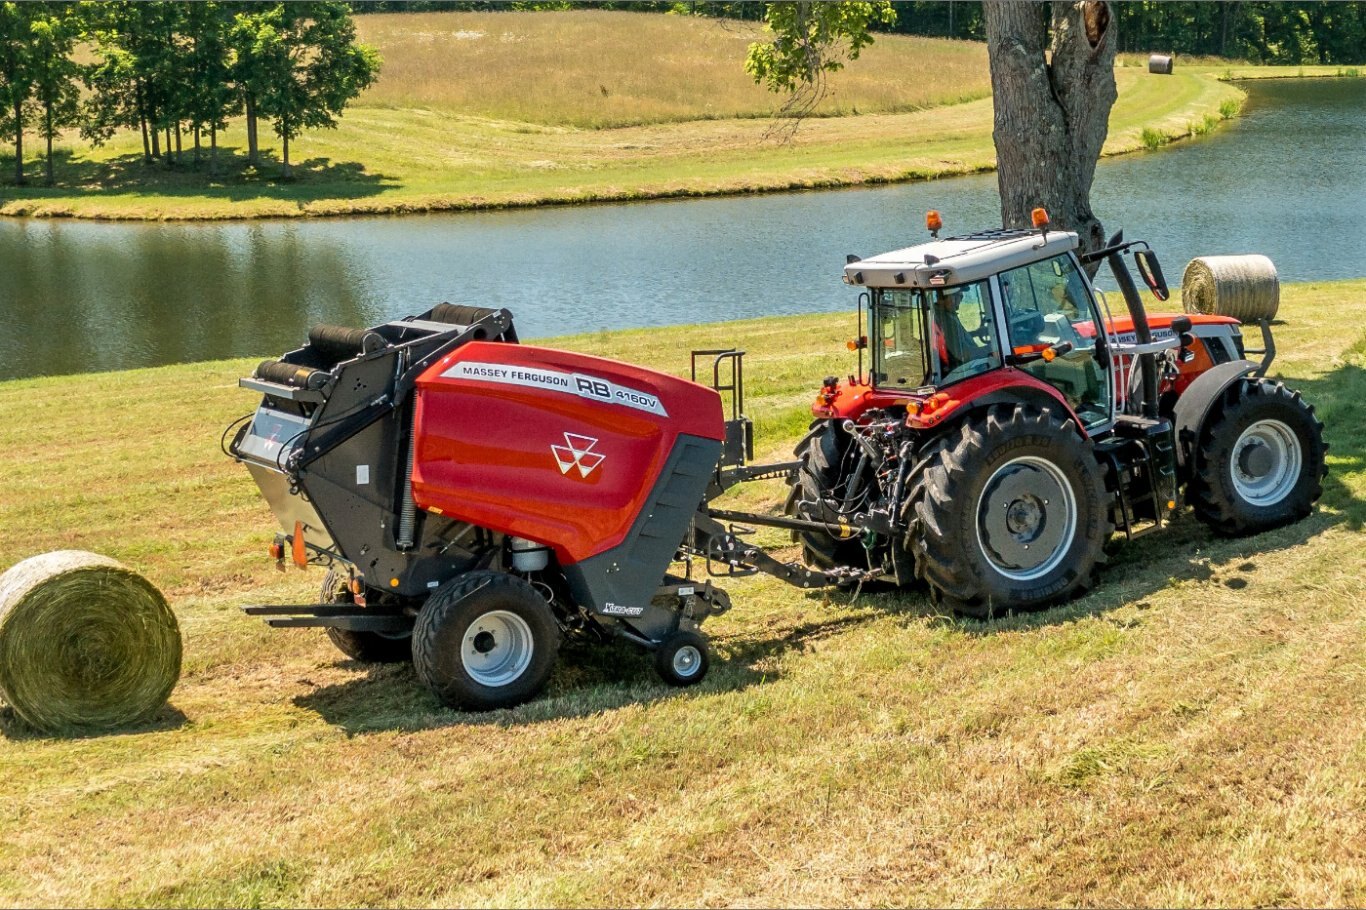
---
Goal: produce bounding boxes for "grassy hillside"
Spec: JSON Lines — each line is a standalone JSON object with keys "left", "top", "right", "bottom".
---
{"left": 1, "top": 281, "right": 1363, "bottom": 906}
{"left": 0, "top": 11, "right": 1244, "bottom": 221}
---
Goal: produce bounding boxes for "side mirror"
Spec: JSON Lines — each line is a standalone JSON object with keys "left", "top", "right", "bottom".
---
{"left": 1134, "top": 249, "right": 1170, "bottom": 301}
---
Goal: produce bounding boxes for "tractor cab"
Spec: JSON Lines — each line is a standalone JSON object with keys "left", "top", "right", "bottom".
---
{"left": 846, "top": 224, "right": 1115, "bottom": 432}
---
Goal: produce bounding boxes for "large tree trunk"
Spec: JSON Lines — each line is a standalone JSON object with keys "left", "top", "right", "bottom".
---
{"left": 281, "top": 128, "right": 291, "bottom": 178}
{"left": 138, "top": 85, "right": 151, "bottom": 163}
{"left": 983, "top": 1, "right": 1117, "bottom": 255}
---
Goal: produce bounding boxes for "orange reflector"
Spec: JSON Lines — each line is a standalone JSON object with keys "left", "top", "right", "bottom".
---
{"left": 926, "top": 209, "right": 943, "bottom": 234}
{"left": 349, "top": 577, "right": 363, "bottom": 596}
{"left": 1031, "top": 207, "right": 1050, "bottom": 229}
{"left": 291, "top": 521, "right": 307, "bottom": 568}
{"left": 1042, "top": 347, "right": 1058, "bottom": 362}
{"left": 268, "top": 542, "right": 284, "bottom": 561}
{"left": 847, "top": 340, "right": 859, "bottom": 351}
{"left": 390, "top": 577, "right": 400, "bottom": 588}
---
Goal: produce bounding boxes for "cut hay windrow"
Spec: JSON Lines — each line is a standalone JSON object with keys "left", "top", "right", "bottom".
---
{"left": 1182, "top": 254, "right": 1281, "bottom": 323}
{"left": 0, "top": 551, "right": 181, "bottom": 733}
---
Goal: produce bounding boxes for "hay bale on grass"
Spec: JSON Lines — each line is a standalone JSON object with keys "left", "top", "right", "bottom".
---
{"left": 1182, "top": 254, "right": 1280, "bottom": 323}
{"left": 0, "top": 551, "right": 181, "bottom": 733}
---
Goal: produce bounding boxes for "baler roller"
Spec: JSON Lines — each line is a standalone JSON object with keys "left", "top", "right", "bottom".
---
{"left": 429, "top": 303, "right": 502, "bottom": 328}
{"left": 254, "top": 360, "right": 328, "bottom": 390}
{"left": 307, "top": 323, "right": 382, "bottom": 361}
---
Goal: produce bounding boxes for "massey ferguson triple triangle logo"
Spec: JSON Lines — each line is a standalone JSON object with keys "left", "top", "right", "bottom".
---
{"left": 552, "top": 433, "right": 605, "bottom": 478}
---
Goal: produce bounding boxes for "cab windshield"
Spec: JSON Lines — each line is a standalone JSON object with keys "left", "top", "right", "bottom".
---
{"left": 872, "top": 281, "right": 1001, "bottom": 389}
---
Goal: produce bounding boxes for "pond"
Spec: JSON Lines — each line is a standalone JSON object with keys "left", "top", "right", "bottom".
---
{"left": 1, "top": 77, "right": 1363, "bottom": 381}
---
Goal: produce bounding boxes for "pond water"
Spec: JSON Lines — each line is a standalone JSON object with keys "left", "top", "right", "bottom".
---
{"left": 1, "top": 77, "right": 1363, "bottom": 381}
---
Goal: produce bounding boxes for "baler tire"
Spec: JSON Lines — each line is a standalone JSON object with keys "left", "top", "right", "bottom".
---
{"left": 654, "top": 630, "right": 710, "bottom": 687}
{"left": 412, "top": 570, "right": 559, "bottom": 712}
{"left": 784, "top": 420, "right": 871, "bottom": 571}
{"left": 1187, "top": 378, "right": 1326, "bottom": 536}
{"left": 903, "top": 405, "right": 1110, "bottom": 619}
{"left": 320, "top": 570, "right": 411, "bottom": 664}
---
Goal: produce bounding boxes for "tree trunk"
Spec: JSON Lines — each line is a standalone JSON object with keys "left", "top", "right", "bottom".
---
{"left": 245, "top": 94, "right": 259, "bottom": 165}
{"left": 983, "top": 1, "right": 1117, "bottom": 255}
{"left": 138, "top": 86, "right": 151, "bottom": 163}
{"left": 150, "top": 111, "right": 161, "bottom": 160}
{"left": 13, "top": 101, "right": 23, "bottom": 186}
{"left": 210, "top": 122, "right": 217, "bottom": 174}
{"left": 175, "top": 123, "right": 182, "bottom": 162}
{"left": 281, "top": 128, "right": 291, "bottom": 178}
{"left": 164, "top": 127, "right": 172, "bottom": 166}
{"left": 45, "top": 104, "right": 54, "bottom": 187}
{"left": 193, "top": 124, "right": 201, "bottom": 164}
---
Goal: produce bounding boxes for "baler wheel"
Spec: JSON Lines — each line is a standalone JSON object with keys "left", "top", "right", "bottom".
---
{"left": 785, "top": 420, "right": 873, "bottom": 570}
{"left": 903, "top": 404, "right": 1110, "bottom": 619}
{"left": 320, "top": 570, "right": 412, "bottom": 664}
{"left": 412, "top": 570, "right": 560, "bottom": 711}
{"left": 654, "top": 630, "right": 710, "bottom": 687}
{"left": 1187, "top": 378, "right": 1326, "bottom": 536}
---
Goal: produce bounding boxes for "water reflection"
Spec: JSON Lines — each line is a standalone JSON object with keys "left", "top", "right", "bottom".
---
{"left": 0, "top": 78, "right": 1363, "bottom": 381}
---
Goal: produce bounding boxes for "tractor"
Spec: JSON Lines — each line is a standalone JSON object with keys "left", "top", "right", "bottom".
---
{"left": 783, "top": 210, "right": 1327, "bottom": 616}
{"left": 227, "top": 212, "right": 1326, "bottom": 711}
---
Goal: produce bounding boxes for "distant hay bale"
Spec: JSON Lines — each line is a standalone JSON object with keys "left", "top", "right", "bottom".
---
{"left": 0, "top": 551, "right": 181, "bottom": 733}
{"left": 1182, "top": 255, "right": 1280, "bottom": 323}
{"left": 1149, "top": 54, "right": 1174, "bottom": 75}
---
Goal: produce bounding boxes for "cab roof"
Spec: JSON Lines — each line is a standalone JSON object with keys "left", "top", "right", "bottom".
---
{"left": 844, "top": 228, "right": 1080, "bottom": 290}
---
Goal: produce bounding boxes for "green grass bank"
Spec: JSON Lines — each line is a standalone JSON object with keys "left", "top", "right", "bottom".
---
{"left": 0, "top": 11, "right": 1250, "bottom": 222}
{"left": 1, "top": 280, "right": 1364, "bottom": 905}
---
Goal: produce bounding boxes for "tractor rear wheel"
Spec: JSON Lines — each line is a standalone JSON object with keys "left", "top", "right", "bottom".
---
{"left": 784, "top": 420, "right": 871, "bottom": 570}
{"left": 903, "top": 405, "right": 1110, "bottom": 619}
{"left": 1188, "top": 378, "right": 1326, "bottom": 535}
{"left": 412, "top": 570, "right": 560, "bottom": 711}
{"left": 321, "top": 569, "right": 412, "bottom": 664}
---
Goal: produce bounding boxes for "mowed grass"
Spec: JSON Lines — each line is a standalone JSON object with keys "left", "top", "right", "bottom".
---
{"left": 357, "top": 11, "right": 990, "bottom": 128}
{"left": 0, "top": 11, "right": 1242, "bottom": 220}
{"left": 1, "top": 281, "right": 1364, "bottom": 906}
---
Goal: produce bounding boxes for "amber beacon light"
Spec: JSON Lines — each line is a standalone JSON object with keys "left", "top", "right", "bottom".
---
{"left": 1031, "top": 207, "right": 1050, "bottom": 229}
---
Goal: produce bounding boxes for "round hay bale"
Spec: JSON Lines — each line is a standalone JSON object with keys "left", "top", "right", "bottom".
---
{"left": 1148, "top": 53, "right": 1174, "bottom": 75}
{"left": 0, "top": 551, "right": 181, "bottom": 732}
{"left": 1181, "top": 255, "right": 1280, "bottom": 323}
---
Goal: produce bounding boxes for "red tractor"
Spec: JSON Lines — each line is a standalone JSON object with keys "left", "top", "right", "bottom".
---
{"left": 228, "top": 214, "right": 1325, "bottom": 711}
{"left": 783, "top": 212, "right": 1327, "bottom": 616}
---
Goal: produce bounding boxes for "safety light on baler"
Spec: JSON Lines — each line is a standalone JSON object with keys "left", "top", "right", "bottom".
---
{"left": 847, "top": 336, "right": 868, "bottom": 351}
{"left": 926, "top": 210, "right": 943, "bottom": 238}
{"left": 268, "top": 541, "right": 284, "bottom": 561}
{"left": 1031, "top": 207, "right": 1050, "bottom": 229}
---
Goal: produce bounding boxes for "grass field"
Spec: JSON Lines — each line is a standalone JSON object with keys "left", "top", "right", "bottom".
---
{"left": 1, "top": 281, "right": 1363, "bottom": 906}
{"left": 0, "top": 11, "right": 1244, "bottom": 221}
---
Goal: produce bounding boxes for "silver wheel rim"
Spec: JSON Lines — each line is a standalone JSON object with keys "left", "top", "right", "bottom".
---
{"left": 1231, "top": 419, "right": 1302, "bottom": 506}
{"left": 975, "top": 455, "right": 1078, "bottom": 582}
{"left": 672, "top": 645, "right": 703, "bottom": 678}
{"left": 461, "top": 610, "right": 534, "bottom": 688}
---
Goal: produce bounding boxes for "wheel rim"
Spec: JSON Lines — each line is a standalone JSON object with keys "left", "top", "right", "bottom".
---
{"left": 1231, "top": 419, "right": 1302, "bottom": 506}
{"left": 975, "top": 455, "right": 1078, "bottom": 582}
{"left": 460, "top": 610, "right": 534, "bottom": 688}
{"left": 672, "top": 644, "right": 703, "bottom": 679}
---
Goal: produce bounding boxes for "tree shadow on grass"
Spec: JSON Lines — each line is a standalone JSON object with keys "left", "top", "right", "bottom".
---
{"left": 0, "top": 704, "right": 189, "bottom": 741}
{"left": 0, "top": 146, "right": 397, "bottom": 205}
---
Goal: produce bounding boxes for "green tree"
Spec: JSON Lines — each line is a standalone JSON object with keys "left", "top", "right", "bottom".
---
{"left": 27, "top": 2, "right": 81, "bottom": 186}
{"left": 0, "top": 1, "right": 36, "bottom": 184}
{"left": 248, "top": 2, "right": 379, "bottom": 177}
{"left": 183, "top": 2, "right": 237, "bottom": 170}
{"left": 82, "top": 2, "right": 182, "bottom": 164}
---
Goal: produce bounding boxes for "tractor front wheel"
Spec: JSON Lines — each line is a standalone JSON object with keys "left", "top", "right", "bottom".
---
{"left": 413, "top": 571, "right": 560, "bottom": 711}
{"left": 1188, "top": 378, "right": 1326, "bottom": 535}
{"left": 321, "top": 569, "right": 412, "bottom": 664}
{"left": 903, "top": 405, "right": 1110, "bottom": 619}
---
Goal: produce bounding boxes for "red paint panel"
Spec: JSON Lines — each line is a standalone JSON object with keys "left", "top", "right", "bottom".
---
{"left": 412, "top": 343, "right": 723, "bottom": 565}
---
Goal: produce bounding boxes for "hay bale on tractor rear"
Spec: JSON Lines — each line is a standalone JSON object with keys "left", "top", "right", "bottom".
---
{"left": 0, "top": 551, "right": 181, "bottom": 733}
{"left": 1182, "top": 254, "right": 1280, "bottom": 323}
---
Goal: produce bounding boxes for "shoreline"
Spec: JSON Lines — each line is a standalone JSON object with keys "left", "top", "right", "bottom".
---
{"left": 0, "top": 69, "right": 1248, "bottom": 224}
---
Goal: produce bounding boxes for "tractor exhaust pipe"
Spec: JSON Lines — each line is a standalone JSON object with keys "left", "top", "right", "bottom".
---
{"left": 1104, "top": 231, "right": 1160, "bottom": 419}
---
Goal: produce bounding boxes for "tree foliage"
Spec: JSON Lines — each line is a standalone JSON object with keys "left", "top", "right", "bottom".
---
{"left": 3, "top": 0, "right": 379, "bottom": 185}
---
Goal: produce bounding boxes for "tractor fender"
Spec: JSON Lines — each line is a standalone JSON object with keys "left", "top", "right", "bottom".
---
{"left": 1171, "top": 359, "right": 1259, "bottom": 472}
{"left": 906, "top": 368, "right": 1088, "bottom": 440}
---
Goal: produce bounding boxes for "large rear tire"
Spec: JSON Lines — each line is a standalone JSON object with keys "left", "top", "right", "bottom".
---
{"left": 1188, "top": 379, "right": 1326, "bottom": 536}
{"left": 903, "top": 405, "right": 1110, "bottom": 619}
{"left": 320, "top": 569, "right": 412, "bottom": 664}
{"left": 412, "top": 570, "right": 560, "bottom": 711}
{"left": 784, "top": 420, "right": 872, "bottom": 570}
